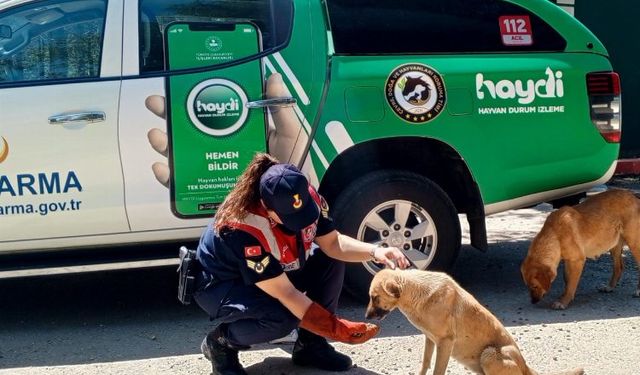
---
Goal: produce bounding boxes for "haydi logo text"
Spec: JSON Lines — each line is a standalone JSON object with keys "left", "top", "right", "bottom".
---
{"left": 196, "top": 98, "right": 240, "bottom": 115}
{"left": 476, "top": 67, "right": 564, "bottom": 105}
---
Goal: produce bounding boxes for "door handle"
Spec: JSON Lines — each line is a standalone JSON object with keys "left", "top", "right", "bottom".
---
{"left": 246, "top": 97, "right": 296, "bottom": 109}
{"left": 48, "top": 111, "right": 106, "bottom": 125}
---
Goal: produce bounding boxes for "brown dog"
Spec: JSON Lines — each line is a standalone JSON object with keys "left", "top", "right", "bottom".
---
{"left": 521, "top": 189, "right": 640, "bottom": 310}
{"left": 366, "top": 269, "right": 584, "bottom": 375}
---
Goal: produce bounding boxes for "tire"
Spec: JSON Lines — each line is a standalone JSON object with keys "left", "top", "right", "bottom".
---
{"left": 332, "top": 170, "right": 461, "bottom": 302}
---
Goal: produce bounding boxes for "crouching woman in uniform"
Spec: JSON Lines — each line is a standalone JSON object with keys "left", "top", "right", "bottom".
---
{"left": 193, "top": 153, "right": 409, "bottom": 375}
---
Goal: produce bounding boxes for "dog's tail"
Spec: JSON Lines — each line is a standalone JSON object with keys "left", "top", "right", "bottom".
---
{"left": 541, "top": 368, "right": 585, "bottom": 375}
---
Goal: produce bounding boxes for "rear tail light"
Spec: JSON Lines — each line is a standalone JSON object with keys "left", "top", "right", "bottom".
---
{"left": 587, "top": 72, "right": 621, "bottom": 143}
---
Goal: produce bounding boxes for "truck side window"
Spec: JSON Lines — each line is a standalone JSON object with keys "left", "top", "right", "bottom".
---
{"left": 325, "top": 0, "right": 567, "bottom": 54}
{"left": 138, "top": 0, "right": 293, "bottom": 74}
{"left": 0, "top": 0, "right": 106, "bottom": 84}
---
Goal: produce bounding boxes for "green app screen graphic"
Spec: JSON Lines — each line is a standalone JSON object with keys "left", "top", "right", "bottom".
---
{"left": 165, "top": 23, "right": 265, "bottom": 218}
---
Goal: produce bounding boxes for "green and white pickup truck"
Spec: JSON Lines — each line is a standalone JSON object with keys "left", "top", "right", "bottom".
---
{"left": 0, "top": 0, "right": 620, "bottom": 299}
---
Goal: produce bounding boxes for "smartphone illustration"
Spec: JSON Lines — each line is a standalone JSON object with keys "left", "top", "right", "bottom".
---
{"left": 164, "top": 22, "right": 266, "bottom": 218}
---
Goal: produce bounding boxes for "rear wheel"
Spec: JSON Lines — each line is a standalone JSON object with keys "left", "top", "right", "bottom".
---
{"left": 332, "top": 170, "right": 461, "bottom": 302}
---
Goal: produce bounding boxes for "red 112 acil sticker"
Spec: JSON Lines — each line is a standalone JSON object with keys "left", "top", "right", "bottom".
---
{"left": 499, "top": 15, "right": 533, "bottom": 46}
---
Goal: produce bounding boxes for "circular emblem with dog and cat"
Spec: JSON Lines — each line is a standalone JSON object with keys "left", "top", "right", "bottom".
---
{"left": 385, "top": 63, "right": 446, "bottom": 124}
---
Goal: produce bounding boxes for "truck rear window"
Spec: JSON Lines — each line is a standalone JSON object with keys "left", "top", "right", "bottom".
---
{"left": 326, "top": 0, "right": 567, "bottom": 55}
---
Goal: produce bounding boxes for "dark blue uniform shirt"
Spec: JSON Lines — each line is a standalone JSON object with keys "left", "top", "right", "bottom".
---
{"left": 197, "top": 198, "right": 334, "bottom": 286}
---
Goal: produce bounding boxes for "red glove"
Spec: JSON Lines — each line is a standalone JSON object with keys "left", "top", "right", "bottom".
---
{"left": 299, "top": 302, "right": 380, "bottom": 344}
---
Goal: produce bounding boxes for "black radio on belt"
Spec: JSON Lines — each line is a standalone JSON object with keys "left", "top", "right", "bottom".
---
{"left": 177, "top": 246, "right": 198, "bottom": 305}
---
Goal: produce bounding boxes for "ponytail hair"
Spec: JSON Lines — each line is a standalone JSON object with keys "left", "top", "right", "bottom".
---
{"left": 214, "top": 153, "right": 279, "bottom": 231}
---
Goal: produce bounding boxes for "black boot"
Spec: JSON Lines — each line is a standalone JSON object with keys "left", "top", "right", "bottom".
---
{"left": 291, "top": 329, "right": 353, "bottom": 371}
{"left": 201, "top": 325, "right": 249, "bottom": 375}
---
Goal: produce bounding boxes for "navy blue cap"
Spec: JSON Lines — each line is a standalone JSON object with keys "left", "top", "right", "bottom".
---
{"left": 259, "top": 164, "right": 320, "bottom": 231}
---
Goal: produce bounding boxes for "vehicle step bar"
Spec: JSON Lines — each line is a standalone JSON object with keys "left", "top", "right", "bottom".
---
{"left": 0, "top": 258, "right": 179, "bottom": 279}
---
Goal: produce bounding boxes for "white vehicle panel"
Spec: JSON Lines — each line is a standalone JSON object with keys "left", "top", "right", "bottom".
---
{"left": 0, "top": 81, "right": 128, "bottom": 246}
{"left": 0, "top": 0, "right": 128, "bottom": 251}
{"left": 118, "top": 77, "right": 210, "bottom": 231}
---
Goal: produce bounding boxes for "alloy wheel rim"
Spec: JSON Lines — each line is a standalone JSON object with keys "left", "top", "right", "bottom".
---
{"left": 357, "top": 199, "right": 437, "bottom": 274}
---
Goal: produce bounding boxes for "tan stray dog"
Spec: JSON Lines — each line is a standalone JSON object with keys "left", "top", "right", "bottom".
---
{"left": 366, "top": 269, "right": 584, "bottom": 375}
{"left": 521, "top": 189, "right": 640, "bottom": 310}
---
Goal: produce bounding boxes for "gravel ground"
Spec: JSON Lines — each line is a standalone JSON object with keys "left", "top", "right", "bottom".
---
{"left": 1, "top": 178, "right": 640, "bottom": 375}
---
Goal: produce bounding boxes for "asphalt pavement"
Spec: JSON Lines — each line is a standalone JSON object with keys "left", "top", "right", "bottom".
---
{"left": 1, "top": 177, "right": 640, "bottom": 374}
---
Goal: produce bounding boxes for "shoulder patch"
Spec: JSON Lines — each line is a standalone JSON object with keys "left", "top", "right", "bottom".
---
{"left": 246, "top": 256, "right": 270, "bottom": 274}
{"left": 244, "top": 246, "right": 262, "bottom": 258}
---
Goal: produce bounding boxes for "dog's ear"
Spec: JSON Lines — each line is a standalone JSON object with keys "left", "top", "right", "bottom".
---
{"left": 535, "top": 265, "right": 554, "bottom": 291}
{"left": 543, "top": 267, "right": 556, "bottom": 290}
{"left": 382, "top": 277, "right": 401, "bottom": 299}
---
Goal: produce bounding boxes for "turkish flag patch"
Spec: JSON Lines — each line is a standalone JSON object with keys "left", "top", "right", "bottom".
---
{"left": 244, "top": 246, "right": 262, "bottom": 257}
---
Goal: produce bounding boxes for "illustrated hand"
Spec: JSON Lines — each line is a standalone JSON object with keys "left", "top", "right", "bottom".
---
{"left": 265, "top": 73, "right": 305, "bottom": 164}
{"left": 372, "top": 246, "right": 411, "bottom": 270}
{"left": 145, "top": 95, "right": 170, "bottom": 188}
{"left": 144, "top": 73, "right": 294, "bottom": 188}
{"left": 299, "top": 302, "right": 380, "bottom": 344}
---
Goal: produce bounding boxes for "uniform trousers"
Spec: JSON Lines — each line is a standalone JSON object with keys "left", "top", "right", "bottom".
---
{"left": 194, "top": 249, "right": 345, "bottom": 347}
